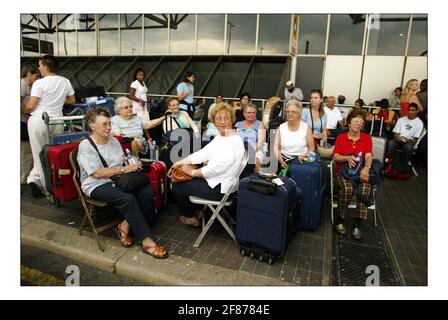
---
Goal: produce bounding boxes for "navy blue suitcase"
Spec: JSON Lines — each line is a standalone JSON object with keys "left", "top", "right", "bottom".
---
{"left": 236, "top": 175, "right": 299, "bottom": 263}
{"left": 68, "top": 97, "right": 115, "bottom": 116}
{"left": 288, "top": 158, "right": 326, "bottom": 230}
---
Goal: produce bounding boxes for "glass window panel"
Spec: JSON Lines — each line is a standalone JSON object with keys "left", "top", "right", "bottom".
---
{"left": 144, "top": 14, "right": 168, "bottom": 55}
{"left": 368, "top": 14, "right": 409, "bottom": 56}
{"left": 121, "top": 14, "right": 142, "bottom": 55}
{"left": 57, "top": 14, "right": 78, "bottom": 56}
{"left": 21, "top": 14, "right": 40, "bottom": 56}
{"left": 258, "top": 15, "right": 290, "bottom": 54}
{"left": 77, "top": 14, "right": 96, "bottom": 56}
{"left": 227, "top": 15, "right": 257, "bottom": 54}
{"left": 408, "top": 14, "right": 427, "bottom": 56}
{"left": 297, "top": 14, "right": 327, "bottom": 55}
{"left": 37, "top": 14, "right": 56, "bottom": 55}
{"left": 170, "top": 14, "right": 195, "bottom": 54}
{"left": 99, "top": 14, "right": 118, "bottom": 56}
{"left": 328, "top": 14, "right": 365, "bottom": 55}
{"left": 197, "top": 15, "right": 225, "bottom": 54}
{"left": 296, "top": 57, "right": 324, "bottom": 101}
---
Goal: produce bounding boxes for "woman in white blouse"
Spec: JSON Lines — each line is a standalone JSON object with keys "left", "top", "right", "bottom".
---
{"left": 168, "top": 103, "right": 245, "bottom": 227}
{"left": 274, "top": 99, "right": 315, "bottom": 169}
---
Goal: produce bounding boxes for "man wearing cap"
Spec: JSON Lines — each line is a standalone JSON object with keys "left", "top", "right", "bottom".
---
{"left": 284, "top": 80, "right": 304, "bottom": 102}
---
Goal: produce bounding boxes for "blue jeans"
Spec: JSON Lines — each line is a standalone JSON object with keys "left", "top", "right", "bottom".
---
{"left": 387, "top": 139, "right": 414, "bottom": 164}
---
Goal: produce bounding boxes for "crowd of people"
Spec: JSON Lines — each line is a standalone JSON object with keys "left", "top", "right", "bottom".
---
{"left": 20, "top": 55, "right": 428, "bottom": 256}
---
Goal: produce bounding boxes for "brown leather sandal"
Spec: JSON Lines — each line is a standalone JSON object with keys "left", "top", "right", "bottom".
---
{"left": 141, "top": 243, "right": 169, "bottom": 259}
{"left": 115, "top": 223, "right": 133, "bottom": 248}
{"left": 179, "top": 215, "right": 200, "bottom": 228}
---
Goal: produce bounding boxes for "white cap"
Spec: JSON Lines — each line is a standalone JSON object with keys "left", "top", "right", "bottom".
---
{"left": 286, "top": 80, "right": 294, "bottom": 86}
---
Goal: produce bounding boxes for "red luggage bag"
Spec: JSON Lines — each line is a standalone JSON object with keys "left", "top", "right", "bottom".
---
{"left": 143, "top": 161, "right": 167, "bottom": 210}
{"left": 40, "top": 142, "right": 80, "bottom": 206}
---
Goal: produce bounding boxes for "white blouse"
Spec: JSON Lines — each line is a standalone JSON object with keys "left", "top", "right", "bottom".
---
{"left": 188, "top": 134, "right": 245, "bottom": 194}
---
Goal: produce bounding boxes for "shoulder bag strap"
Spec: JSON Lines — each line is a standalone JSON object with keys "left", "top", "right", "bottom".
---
{"left": 309, "top": 107, "right": 315, "bottom": 133}
{"left": 87, "top": 137, "right": 109, "bottom": 168}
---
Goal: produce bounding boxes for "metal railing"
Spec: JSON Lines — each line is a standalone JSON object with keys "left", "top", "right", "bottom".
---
{"left": 105, "top": 91, "right": 401, "bottom": 115}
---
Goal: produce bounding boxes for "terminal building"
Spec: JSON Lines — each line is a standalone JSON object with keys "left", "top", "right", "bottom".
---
{"left": 20, "top": 13, "right": 428, "bottom": 286}
{"left": 21, "top": 14, "right": 427, "bottom": 106}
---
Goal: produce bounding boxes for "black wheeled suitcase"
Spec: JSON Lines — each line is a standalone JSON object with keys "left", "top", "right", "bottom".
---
{"left": 236, "top": 174, "right": 299, "bottom": 264}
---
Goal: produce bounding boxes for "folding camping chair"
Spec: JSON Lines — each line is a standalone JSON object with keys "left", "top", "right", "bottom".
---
{"left": 189, "top": 151, "right": 249, "bottom": 248}
{"left": 69, "top": 148, "right": 120, "bottom": 252}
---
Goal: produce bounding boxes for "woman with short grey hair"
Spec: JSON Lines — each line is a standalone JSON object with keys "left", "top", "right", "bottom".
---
{"left": 235, "top": 102, "right": 266, "bottom": 173}
{"left": 274, "top": 99, "right": 315, "bottom": 169}
{"left": 111, "top": 96, "right": 168, "bottom": 154}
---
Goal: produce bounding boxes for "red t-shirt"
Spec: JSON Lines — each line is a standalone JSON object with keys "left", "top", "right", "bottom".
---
{"left": 333, "top": 132, "right": 373, "bottom": 173}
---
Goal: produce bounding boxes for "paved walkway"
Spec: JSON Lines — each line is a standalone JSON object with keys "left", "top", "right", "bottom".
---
{"left": 20, "top": 167, "right": 427, "bottom": 286}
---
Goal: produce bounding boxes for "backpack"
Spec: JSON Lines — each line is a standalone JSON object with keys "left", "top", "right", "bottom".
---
{"left": 384, "top": 150, "right": 411, "bottom": 180}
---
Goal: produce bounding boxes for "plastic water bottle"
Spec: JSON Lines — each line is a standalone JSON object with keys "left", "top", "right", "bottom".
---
{"left": 308, "top": 151, "right": 316, "bottom": 162}
{"left": 141, "top": 139, "right": 149, "bottom": 155}
{"left": 125, "top": 148, "right": 140, "bottom": 165}
{"left": 150, "top": 140, "right": 159, "bottom": 161}
{"left": 348, "top": 151, "right": 363, "bottom": 175}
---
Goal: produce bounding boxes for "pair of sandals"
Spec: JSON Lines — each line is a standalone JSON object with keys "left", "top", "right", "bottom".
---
{"left": 115, "top": 223, "right": 168, "bottom": 259}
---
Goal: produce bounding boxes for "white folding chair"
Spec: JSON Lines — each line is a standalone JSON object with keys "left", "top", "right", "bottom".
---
{"left": 189, "top": 151, "right": 249, "bottom": 248}
{"left": 329, "top": 135, "right": 386, "bottom": 227}
{"left": 408, "top": 127, "right": 427, "bottom": 176}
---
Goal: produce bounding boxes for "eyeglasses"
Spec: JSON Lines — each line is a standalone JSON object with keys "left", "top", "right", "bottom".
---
{"left": 123, "top": 105, "right": 132, "bottom": 109}
{"left": 215, "top": 116, "right": 231, "bottom": 122}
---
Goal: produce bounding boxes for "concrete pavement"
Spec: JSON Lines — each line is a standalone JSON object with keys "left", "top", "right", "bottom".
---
{"left": 21, "top": 215, "right": 290, "bottom": 286}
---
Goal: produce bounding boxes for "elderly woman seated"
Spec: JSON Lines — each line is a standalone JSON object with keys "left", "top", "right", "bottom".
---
{"left": 274, "top": 99, "right": 315, "bottom": 170}
{"left": 168, "top": 102, "right": 245, "bottom": 227}
{"left": 77, "top": 107, "right": 168, "bottom": 258}
{"left": 333, "top": 108, "right": 373, "bottom": 241}
{"left": 235, "top": 102, "right": 266, "bottom": 174}
{"left": 162, "top": 97, "right": 199, "bottom": 138}
{"left": 111, "top": 97, "right": 167, "bottom": 154}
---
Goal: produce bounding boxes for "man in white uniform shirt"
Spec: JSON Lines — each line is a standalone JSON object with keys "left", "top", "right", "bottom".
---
{"left": 284, "top": 80, "right": 304, "bottom": 102}
{"left": 24, "top": 55, "right": 76, "bottom": 197}
{"left": 387, "top": 103, "right": 423, "bottom": 166}
{"left": 324, "top": 96, "right": 344, "bottom": 140}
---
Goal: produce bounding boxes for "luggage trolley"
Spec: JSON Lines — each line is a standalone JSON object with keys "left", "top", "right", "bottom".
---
{"left": 42, "top": 111, "right": 89, "bottom": 145}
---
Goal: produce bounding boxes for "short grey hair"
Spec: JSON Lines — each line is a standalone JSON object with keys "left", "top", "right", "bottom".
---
{"left": 243, "top": 103, "right": 257, "bottom": 113}
{"left": 285, "top": 99, "right": 303, "bottom": 116}
{"left": 114, "top": 96, "right": 132, "bottom": 115}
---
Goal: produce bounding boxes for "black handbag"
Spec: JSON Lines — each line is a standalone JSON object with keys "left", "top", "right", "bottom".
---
{"left": 87, "top": 137, "right": 148, "bottom": 192}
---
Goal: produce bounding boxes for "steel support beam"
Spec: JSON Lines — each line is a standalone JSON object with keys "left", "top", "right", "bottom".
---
{"left": 68, "top": 57, "right": 93, "bottom": 79}
{"left": 163, "top": 56, "right": 193, "bottom": 96}
{"left": 234, "top": 57, "right": 255, "bottom": 98}
{"left": 144, "top": 56, "right": 165, "bottom": 83}
{"left": 196, "top": 56, "right": 223, "bottom": 97}
{"left": 106, "top": 56, "right": 140, "bottom": 92}
{"left": 83, "top": 57, "right": 116, "bottom": 86}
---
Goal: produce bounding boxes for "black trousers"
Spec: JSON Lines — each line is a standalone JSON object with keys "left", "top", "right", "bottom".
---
{"left": 171, "top": 178, "right": 223, "bottom": 217}
{"left": 90, "top": 183, "right": 156, "bottom": 242}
